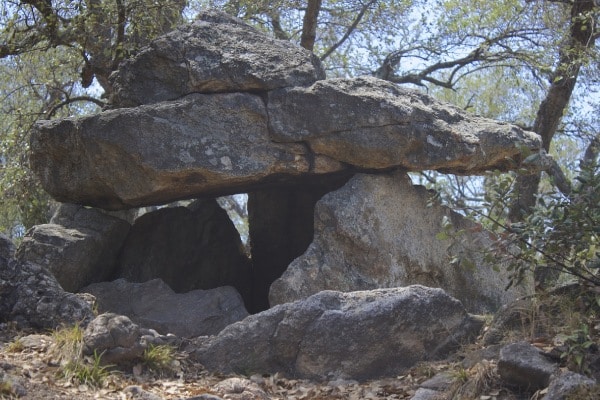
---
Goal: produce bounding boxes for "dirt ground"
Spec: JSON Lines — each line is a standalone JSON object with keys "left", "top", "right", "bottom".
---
{"left": 0, "top": 324, "right": 445, "bottom": 400}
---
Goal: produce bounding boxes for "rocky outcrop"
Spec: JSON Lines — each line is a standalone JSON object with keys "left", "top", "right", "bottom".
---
{"left": 109, "top": 9, "right": 325, "bottom": 107}
{"left": 191, "top": 285, "right": 484, "bottom": 381}
{"left": 81, "top": 279, "right": 248, "bottom": 337}
{"left": 544, "top": 371, "right": 598, "bottom": 400}
{"left": 269, "top": 171, "right": 531, "bottom": 313}
{"left": 113, "top": 199, "right": 252, "bottom": 302}
{"left": 0, "top": 233, "right": 14, "bottom": 261}
{"left": 15, "top": 203, "right": 130, "bottom": 292}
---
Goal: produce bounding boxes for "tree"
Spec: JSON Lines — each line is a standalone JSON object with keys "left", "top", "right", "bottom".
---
{"left": 0, "top": 0, "right": 186, "bottom": 236}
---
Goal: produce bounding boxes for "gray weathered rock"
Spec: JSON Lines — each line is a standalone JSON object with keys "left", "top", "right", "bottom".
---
{"left": 192, "top": 285, "right": 483, "bottom": 381}
{"left": 497, "top": 341, "right": 557, "bottom": 391}
{"left": 83, "top": 313, "right": 145, "bottom": 364}
{"left": 0, "top": 258, "right": 93, "bottom": 329}
{"left": 211, "top": 377, "right": 270, "bottom": 400}
{"left": 30, "top": 92, "right": 340, "bottom": 210}
{"left": 122, "top": 385, "right": 165, "bottom": 400}
{"left": 268, "top": 76, "right": 541, "bottom": 173}
{"left": 269, "top": 171, "right": 531, "bottom": 313}
{"left": 410, "top": 388, "right": 443, "bottom": 400}
{"left": 110, "top": 9, "right": 325, "bottom": 107}
{"left": 15, "top": 204, "right": 130, "bottom": 292}
{"left": 544, "top": 371, "right": 598, "bottom": 400}
{"left": 114, "top": 199, "right": 252, "bottom": 302}
{"left": 81, "top": 279, "right": 248, "bottom": 337}
{"left": 0, "top": 233, "right": 14, "bottom": 261}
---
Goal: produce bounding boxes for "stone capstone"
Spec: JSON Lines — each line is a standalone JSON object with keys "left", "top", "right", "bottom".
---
{"left": 81, "top": 278, "right": 248, "bottom": 337}
{"left": 109, "top": 9, "right": 325, "bottom": 107}
{"left": 268, "top": 76, "right": 539, "bottom": 174}
{"left": 113, "top": 199, "right": 252, "bottom": 302}
{"left": 15, "top": 203, "right": 130, "bottom": 292}
{"left": 30, "top": 92, "right": 342, "bottom": 210}
{"left": 31, "top": 75, "right": 540, "bottom": 210}
{"left": 191, "top": 285, "right": 484, "bottom": 381}
{"left": 269, "top": 171, "right": 531, "bottom": 313}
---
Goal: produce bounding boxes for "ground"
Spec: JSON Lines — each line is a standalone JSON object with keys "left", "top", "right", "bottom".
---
{"left": 0, "top": 326, "right": 532, "bottom": 400}
{"left": 1, "top": 285, "right": 599, "bottom": 399}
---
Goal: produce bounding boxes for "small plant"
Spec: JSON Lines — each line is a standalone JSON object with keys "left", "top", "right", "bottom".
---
{"left": 450, "top": 365, "right": 470, "bottom": 384}
{"left": 142, "top": 344, "right": 175, "bottom": 373}
{"left": 49, "top": 324, "right": 114, "bottom": 387}
{"left": 5, "top": 338, "right": 24, "bottom": 353}
{"left": 0, "top": 379, "right": 14, "bottom": 397}
{"left": 60, "top": 350, "right": 112, "bottom": 388}
{"left": 50, "top": 324, "right": 84, "bottom": 362}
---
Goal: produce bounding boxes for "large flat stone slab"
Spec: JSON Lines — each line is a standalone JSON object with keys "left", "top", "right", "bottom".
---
{"left": 31, "top": 78, "right": 540, "bottom": 210}
{"left": 30, "top": 92, "right": 335, "bottom": 210}
{"left": 268, "top": 76, "right": 540, "bottom": 173}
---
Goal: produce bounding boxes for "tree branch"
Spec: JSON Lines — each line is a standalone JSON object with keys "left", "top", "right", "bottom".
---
{"left": 320, "top": 0, "right": 377, "bottom": 60}
{"left": 45, "top": 96, "right": 105, "bottom": 119}
{"left": 268, "top": 11, "right": 290, "bottom": 40}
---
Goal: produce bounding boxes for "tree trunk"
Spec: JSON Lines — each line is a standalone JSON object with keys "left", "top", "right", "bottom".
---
{"left": 300, "top": 0, "right": 322, "bottom": 51}
{"left": 508, "top": 0, "right": 597, "bottom": 221}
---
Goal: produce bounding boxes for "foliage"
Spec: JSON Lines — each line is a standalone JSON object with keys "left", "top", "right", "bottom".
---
{"left": 481, "top": 161, "right": 600, "bottom": 288}
{"left": 559, "top": 323, "right": 596, "bottom": 374}
{"left": 50, "top": 323, "right": 85, "bottom": 362}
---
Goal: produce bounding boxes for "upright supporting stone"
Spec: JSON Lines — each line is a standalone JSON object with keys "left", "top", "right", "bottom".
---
{"left": 247, "top": 176, "right": 350, "bottom": 312}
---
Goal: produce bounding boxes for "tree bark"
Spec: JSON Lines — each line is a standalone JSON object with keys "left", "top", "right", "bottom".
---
{"left": 508, "top": 0, "right": 597, "bottom": 221}
{"left": 300, "top": 0, "right": 322, "bottom": 51}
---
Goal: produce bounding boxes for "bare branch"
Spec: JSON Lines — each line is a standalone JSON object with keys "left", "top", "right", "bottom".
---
{"left": 320, "top": 0, "right": 377, "bottom": 60}
{"left": 45, "top": 96, "right": 105, "bottom": 119}
{"left": 268, "top": 11, "right": 290, "bottom": 40}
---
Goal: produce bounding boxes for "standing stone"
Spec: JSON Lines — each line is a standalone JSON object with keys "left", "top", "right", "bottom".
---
{"left": 270, "top": 171, "right": 532, "bottom": 313}
{"left": 247, "top": 176, "right": 351, "bottom": 312}
{"left": 192, "top": 286, "right": 484, "bottom": 381}
{"left": 114, "top": 199, "right": 252, "bottom": 304}
{"left": 15, "top": 204, "right": 130, "bottom": 292}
